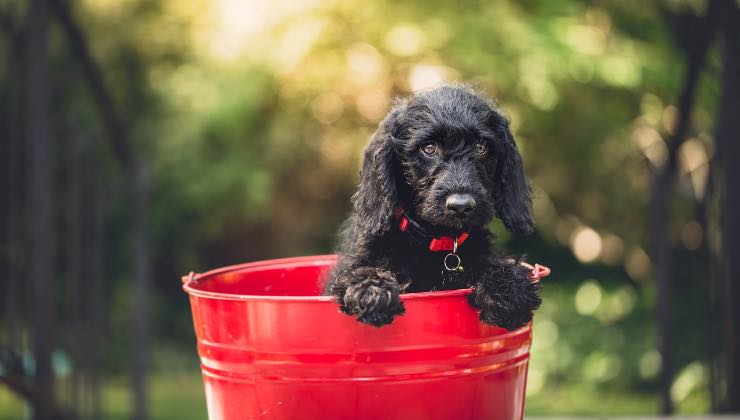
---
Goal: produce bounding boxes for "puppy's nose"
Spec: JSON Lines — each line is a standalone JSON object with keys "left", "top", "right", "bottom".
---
{"left": 445, "top": 194, "right": 476, "bottom": 216}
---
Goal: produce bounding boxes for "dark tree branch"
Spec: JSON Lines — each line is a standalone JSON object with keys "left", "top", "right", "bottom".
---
{"left": 0, "top": 375, "right": 35, "bottom": 402}
{"left": 0, "top": 345, "right": 75, "bottom": 420}
{"left": 46, "top": 0, "right": 131, "bottom": 167}
{"left": 0, "top": 346, "right": 36, "bottom": 403}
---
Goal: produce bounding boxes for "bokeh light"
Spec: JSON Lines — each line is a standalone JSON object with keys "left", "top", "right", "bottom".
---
{"left": 575, "top": 279, "right": 603, "bottom": 315}
{"left": 571, "top": 226, "right": 603, "bottom": 263}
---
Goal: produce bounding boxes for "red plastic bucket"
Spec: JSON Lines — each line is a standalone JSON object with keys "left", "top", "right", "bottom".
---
{"left": 182, "top": 255, "right": 549, "bottom": 420}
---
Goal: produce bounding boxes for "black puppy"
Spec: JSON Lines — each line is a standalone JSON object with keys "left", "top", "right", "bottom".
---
{"left": 325, "top": 85, "right": 540, "bottom": 330}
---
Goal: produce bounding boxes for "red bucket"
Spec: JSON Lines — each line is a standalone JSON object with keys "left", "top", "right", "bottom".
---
{"left": 182, "top": 255, "right": 549, "bottom": 420}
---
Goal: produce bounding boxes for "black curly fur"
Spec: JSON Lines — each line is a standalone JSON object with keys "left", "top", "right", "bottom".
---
{"left": 324, "top": 84, "right": 541, "bottom": 329}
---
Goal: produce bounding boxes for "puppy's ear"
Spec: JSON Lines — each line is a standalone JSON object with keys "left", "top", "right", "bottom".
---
{"left": 494, "top": 122, "right": 534, "bottom": 234}
{"left": 352, "top": 107, "right": 404, "bottom": 237}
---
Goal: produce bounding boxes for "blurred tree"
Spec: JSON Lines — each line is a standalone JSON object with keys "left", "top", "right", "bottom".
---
{"left": 714, "top": 0, "right": 740, "bottom": 411}
{"left": 0, "top": 0, "right": 25, "bottom": 358}
{"left": 48, "top": 0, "right": 154, "bottom": 416}
{"left": 649, "top": 0, "right": 721, "bottom": 413}
{"left": 25, "top": 0, "right": 58, "bottom": 417}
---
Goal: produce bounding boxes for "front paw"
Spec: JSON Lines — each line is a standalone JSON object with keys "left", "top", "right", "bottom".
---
{"left": 333, "top": 267, "right": 405, "bottom": 327}
{"left": 469, "top": 265, "right": 541, "bottom": 330}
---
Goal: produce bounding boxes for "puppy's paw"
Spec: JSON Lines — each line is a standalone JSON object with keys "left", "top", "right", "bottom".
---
{"left": 469, "top": 264, "right": 541, "bottom": 331}
{"left": 334, "top": 267, "right": 405, "bottom": 327}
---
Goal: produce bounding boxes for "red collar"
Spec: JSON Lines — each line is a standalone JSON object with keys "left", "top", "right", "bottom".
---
{"left": 393, "top": 208, "right": 470, "bottom": 252}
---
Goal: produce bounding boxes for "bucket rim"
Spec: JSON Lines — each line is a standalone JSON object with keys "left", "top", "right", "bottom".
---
{"left": 182, "top": 254, "right": 474, "bottom": 302}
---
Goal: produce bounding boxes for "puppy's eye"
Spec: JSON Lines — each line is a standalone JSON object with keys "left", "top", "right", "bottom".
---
{"left": 475, "top": 142, "right": 488, "bottom": 157}
{"left": 420, "top": 143, "right": 438, "bottom": 156}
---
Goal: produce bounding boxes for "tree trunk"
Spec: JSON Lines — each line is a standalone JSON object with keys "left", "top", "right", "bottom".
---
{"left": 717, "top": 0, "right": 740, "bottom": 411}
{"left": 25, "top": 0, "right": 57, "bottom": 417}
{"left": 649, "top": 33, "right": 703, "bottom": 418}
{"left": 132, "top": 161, "right": 150, "bottom": 420}
{"left": 65, "top": 132, "right": 83, "bottom": 416}
{"left": 651, "top": 1, "right": 721, "bottom": 412}
{"left": 2, "top": 2, "right": 25, "bottom": 352}
{"left": 47, "top": 3, "right": 150, "bottom": 417}
{"left": 89, "top": 175, "right": 104, "bottom": 420}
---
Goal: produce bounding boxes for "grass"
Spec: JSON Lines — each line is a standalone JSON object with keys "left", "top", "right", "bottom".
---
{"left": 0, "top": 389, "right": 27, "bottom": 420}
{"left": 526, "top": 384, "right": 658, "bottom": 416}
{"left": 0, "top": 371, "right": 661, "bottom": 419}
{"left": 0, "top": 373, "right": 207, "bottom": 420}
{"left": 101, "top": 373, "right": 207, "bottom": 420}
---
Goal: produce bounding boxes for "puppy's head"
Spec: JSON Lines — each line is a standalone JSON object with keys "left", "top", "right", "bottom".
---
{"left": 353, "top": 85, "right": 533, "bottom": 236}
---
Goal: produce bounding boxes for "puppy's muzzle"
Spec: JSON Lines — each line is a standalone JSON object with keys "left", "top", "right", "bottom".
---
{"left": 445, "top": 193, "right": 476, "bottom": 216}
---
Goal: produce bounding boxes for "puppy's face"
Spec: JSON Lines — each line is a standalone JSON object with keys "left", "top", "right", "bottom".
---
{"left": 390, "top": 87, "right": 510, "bottom": 231}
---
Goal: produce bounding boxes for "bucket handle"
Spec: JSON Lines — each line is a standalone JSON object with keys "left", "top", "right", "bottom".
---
{"left": 521, "top": 263, "right": 550, "bottom": 283}
{"left": 182, "top": 271, "right": 198, "bottom": 285}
